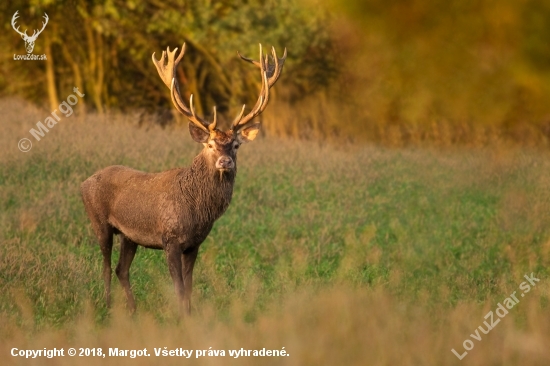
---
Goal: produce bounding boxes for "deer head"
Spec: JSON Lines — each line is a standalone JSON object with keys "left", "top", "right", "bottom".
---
{"left": 152, "top": 43, "right": 286, "bottom": 176}
{"left": 11, "top": 11, "right": 49, "bottom": 54}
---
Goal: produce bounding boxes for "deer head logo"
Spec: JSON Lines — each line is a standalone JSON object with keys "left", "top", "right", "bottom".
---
{"left": 11, "top": 11, "right": 49, "bottom": 54}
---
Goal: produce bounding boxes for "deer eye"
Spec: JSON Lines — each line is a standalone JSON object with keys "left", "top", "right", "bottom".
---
{"left": 207, "top": 143, "right": 214, "bottom": 149}
{"left": 234, "top": 144, "right": 240, "bottom": 149}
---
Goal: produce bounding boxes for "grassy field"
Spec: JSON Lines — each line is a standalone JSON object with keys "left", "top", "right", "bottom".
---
{"left": 1, "top": 97, "right": 550, "bottom": 365}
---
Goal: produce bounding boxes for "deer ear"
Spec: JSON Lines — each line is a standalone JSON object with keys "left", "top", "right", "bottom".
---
{"left": 188, "top": 122, "right": 209, "bottom": 143}
{"left": 237, "top": 123, "right": 261, "bottom": 143}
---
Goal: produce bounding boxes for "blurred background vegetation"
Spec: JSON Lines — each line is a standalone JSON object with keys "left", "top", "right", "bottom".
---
{"left": 1, "top": 0, "right": 550, "bottom": 145}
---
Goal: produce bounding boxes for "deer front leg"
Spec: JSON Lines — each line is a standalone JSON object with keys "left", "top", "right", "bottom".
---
{"left": 164, "top": 240, "right": 185, "bottom": 312}
{"left": 182, "top": 247, "right": 199, "bottom": 315}
{"left": 115, "top": 236, "right": 138, "bottom": 313}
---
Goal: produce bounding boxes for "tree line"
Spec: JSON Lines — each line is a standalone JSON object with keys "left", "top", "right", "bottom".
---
{"left": 1, "top": 0, "right": 335, "bottom": 126}
{"left": 2, "top": 0, "right": 550, "bottom": 144}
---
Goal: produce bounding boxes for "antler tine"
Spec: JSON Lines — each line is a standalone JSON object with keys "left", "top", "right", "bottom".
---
{"left": 174, "top": 42, "right": 185, "bottom": 65}
{"left": 237, "top": 51, "right": 261, "bottom": 68}
{"left": 232, "top": 104, "right": 246, "bottom": 125}
{"left": 210, "top": 107, "right": 217, "bottom": 132}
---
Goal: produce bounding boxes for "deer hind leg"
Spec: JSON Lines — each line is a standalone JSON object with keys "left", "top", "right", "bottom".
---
{"left": 81, "top": 189, "right": 114, "bottom": 308}
{"left": 182, "top": 247, "right": 199, "bottom": 315}
{"left": 116, "top": 236, "right": 138, "bottom": 313}
{"left": 97, "top": 226, "right": 114, "bottom": 308}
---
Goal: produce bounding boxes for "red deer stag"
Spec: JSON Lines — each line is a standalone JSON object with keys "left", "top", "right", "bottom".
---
{"left": 81, "top": 43, "right": 286, "bottom": 314}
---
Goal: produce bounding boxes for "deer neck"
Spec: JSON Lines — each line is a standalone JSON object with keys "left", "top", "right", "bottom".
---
{"left": 180, "top": 154, "right": 236, "bottom": 221}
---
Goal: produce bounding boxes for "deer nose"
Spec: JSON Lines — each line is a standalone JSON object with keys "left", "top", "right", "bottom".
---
{"left": 216, "top": 156, "right": 234, "bottom": 170}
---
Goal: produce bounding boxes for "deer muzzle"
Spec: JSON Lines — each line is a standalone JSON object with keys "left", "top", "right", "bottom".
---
{"left": 215, "top": 156, "right": 235, "bottom": 171}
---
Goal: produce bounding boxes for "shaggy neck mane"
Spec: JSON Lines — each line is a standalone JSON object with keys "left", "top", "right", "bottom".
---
{"left": 178, "top": 152, "right": 236, "bottom": 223}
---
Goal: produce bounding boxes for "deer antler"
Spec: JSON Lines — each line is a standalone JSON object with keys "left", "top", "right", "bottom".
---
{"left": 152, "top": 43, "right": 286, "bottom": 135}
{"left": 152, "top": 44, "right": 217, "bottom": 134}
{"left": 232, "top": 44, "right": 287, "bottom": 133}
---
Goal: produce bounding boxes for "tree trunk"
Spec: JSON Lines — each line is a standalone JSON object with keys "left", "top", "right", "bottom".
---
{"left": 44, "top": 35, "right": 60, "bottom": 110}
{"left": 61, "top": 42, "right": 86, "bottom": 114}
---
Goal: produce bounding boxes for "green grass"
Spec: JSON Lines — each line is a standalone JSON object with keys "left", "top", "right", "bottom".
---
{"left": 1, "top": 98, "right": 550, "bottom": 364}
